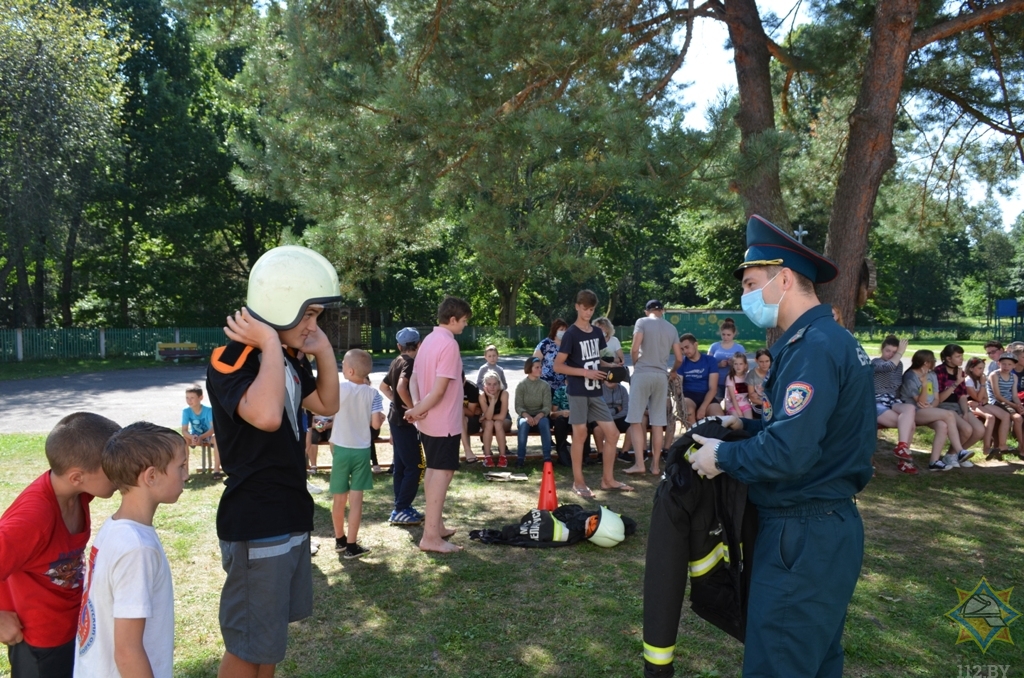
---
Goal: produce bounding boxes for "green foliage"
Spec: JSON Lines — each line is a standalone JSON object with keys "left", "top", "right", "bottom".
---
{"left": 0, "top": 0, "right": 125, "bottom": 327}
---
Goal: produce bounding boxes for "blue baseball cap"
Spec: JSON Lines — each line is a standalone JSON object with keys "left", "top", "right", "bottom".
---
{"left": 396, "top": 327, "right": 420, "bottom": 346}
{"left": 733, "top": 214, "right": 838, "bottom": 284}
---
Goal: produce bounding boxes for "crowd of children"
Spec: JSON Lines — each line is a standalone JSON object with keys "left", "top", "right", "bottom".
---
{"left": 4, "top": 241, "right": 1023, "bottom": 677}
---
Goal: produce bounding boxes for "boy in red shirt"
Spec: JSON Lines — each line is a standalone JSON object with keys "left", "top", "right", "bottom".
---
{"left": 0, "top": 412, "right": 120, "bottom": 678}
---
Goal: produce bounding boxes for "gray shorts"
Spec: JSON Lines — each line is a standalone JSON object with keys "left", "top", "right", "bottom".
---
{"left": 938, "top": 402, "right": 962, "bottom": 414}
{"left": 567, "top": 394, "right": 613, "bottom": 425}
{"left": 219, "top": 532, "right": 313, "bottom": 665}
{"left": 626, "top": 371, "right": 669, "bottom": 427}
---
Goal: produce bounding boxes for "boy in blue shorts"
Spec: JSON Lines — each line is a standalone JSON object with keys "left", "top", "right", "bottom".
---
{"left": 181, "top": 385, "right": 221, "bottom": 477}
{"left": 206, "top": 245, "right": 341, "bottom": 677}
{"left": 329, "top": 349, "right": 383, "bottom": 559}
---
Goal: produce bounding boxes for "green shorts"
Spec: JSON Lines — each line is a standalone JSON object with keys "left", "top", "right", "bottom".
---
{"left": 329, "top": 445, "right": 373, "bottom": 494}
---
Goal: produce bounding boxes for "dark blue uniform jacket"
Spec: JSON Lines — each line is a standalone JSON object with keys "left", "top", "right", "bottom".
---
{"left": 716, "top": 305, "right": 875, "bottom": 508}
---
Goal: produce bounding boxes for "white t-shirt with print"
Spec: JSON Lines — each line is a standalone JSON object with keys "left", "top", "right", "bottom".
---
{"left": 75, "top": 518, "right": 174, "bottom": 678}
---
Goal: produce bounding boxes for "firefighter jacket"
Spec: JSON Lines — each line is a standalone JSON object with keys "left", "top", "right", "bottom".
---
{"left": 642, "top": 420, "right": 759, "bottom": 677}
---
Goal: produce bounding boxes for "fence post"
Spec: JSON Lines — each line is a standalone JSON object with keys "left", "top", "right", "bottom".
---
{"left": 15, "top": 328, "right": 23, "bottom": 362}
{"left": 99, "top": 328, "right": 106, "bottom": 359}
{"left": 174, "top": 328, "right": 180, "bottom": 343}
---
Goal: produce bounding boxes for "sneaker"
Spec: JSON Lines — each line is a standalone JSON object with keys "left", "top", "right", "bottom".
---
{"left": 310, "top": 539, "right": 320, "bottom": 556}
{"left": 344, "top": 543, "right": 370, "bottom": 559}
{"left": 515, "top": 459, "right": 525, "bottom": 468}
{"left": 896, "top": 459, "right": 919, "bottom": 475}
{"left": 956, "top": 450, "right": 975, "bottom": 468}
{"left": 893, "top": 442, "right": 912, "bottom": 460}
{"left": 929, "top": 459, "right": 953, "bottom": 471}
{"left": 390, "top": 508, "right": 424, "bottom": 526}
{"left": 334, "top": 536, "right": 348, "bottom": 552}
{"left": 941, "top": 453, "right": 960, "bottom": 469}
{"left": 306, "top": 481, "right": 323, "bottom": 494}
{"left": 483, "top": 455, "right": 495, "bottom": 468}
{"left": 387, "top": 509, "right": 400, "bottom": 523}
{"left": 497, "top": 455, "right": 508, "bottom": 468}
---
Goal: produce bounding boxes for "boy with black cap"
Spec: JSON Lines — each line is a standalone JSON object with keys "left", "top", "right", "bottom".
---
{"left": 380, "top": 327, "right": 425, "bottom": 526}
{"left": 206, "top": 245, "right": 342, "bottom": 677}
{"left": 681, "top": 215, "right": 875, "bottom": 678}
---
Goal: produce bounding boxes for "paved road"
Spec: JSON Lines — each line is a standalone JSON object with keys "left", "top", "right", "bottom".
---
{"left": 0, "top": 355, "right": 535, "bottom": 434}
{"left": 0, "top": 351, "right": 909, "bottom": 435}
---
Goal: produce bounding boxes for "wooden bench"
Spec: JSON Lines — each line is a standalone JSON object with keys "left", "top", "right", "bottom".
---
{"left": 156, "top": 342, "right": 204, "bottom": 361}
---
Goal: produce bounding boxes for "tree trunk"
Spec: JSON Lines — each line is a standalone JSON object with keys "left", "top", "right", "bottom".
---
{"left": 61, "top": 208, "right": 82, "bottom": 327}
{"left": 495, "top": 280, "right": 521, "bottom": 327}
{"left": 723, "top": 0, "right": 789, "bottom": 229}
{"left": 820, "top": 0, "right": 921, "bottom": 328}
{"left": 33, "top": 234, "right": 46, "bottom": 327}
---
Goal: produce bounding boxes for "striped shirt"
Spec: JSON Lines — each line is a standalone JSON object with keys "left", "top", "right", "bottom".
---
{"left": 871, "top": 358, "right": 903, "bottom": 400}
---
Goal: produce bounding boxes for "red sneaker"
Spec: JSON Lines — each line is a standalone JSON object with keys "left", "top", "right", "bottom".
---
{"left": 497, "top": 455, "right": 508, "bottom": 468}
{"left": 893, "top": 442, "right": 912, "bottom": 460}
{"left": 896, "top": 459, "right": 919, "bottom": 475}
{"left": 483, "top": 456, "right": 495, "bottom": 468}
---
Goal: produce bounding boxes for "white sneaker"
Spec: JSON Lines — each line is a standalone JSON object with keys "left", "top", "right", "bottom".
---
{"left": 306, "top": 481, "right": 323, "bottom": 494}
{"left": 956, "top": 450, "right": 975, "bottom": 468}
{"left": 941, "top": 453, "right": 960, "bottom": 469}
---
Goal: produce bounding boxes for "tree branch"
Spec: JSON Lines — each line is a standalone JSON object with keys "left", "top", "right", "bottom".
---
{"left": 909, "top": 0, "right": 1024, "bottom": 51}
{"left": 641, "top": 0, "right": 696, "bottom": 102}
{"left": 622, "top": 2, "right": 719, "bottom": 34}
{"left": 927, "top": 85, "right": 1024, "bottom": 139}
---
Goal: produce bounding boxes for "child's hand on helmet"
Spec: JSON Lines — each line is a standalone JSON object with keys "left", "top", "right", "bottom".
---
{"left": 225, "top": 307, "right": 279, "bottom": 349}
{"left": 300, "top": 325, "right": 333, "bottom": 357}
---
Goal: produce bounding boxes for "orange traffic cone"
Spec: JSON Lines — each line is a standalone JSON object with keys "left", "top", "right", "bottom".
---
{"left": 538, "top": 460, "right": 558, "bottom": 511}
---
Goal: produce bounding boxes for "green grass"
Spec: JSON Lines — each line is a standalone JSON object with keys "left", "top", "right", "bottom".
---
{"left": 2, "top": 433, "right": 1023, "bottom": 676}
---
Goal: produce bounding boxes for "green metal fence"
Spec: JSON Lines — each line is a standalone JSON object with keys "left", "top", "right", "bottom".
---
{"left": 0, "top": 327, "right": 231, "bottom": 362}
{"left": 2, "top": 322, "right": 1020, "bottom": 362}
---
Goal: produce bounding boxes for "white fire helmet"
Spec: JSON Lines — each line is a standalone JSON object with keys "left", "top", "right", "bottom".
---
{"left": 587, "top": 506, "right": 626, "bottom": 548}
{"left": 246, "top": 246, "right": 341, "bottom": 329}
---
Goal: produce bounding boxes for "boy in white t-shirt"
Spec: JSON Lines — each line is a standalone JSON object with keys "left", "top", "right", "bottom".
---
{"left": 75, "top": 422, "right": 188, "bottom": 678}
{"left": 329, "top": 349, "right": 384, "bottom": 559}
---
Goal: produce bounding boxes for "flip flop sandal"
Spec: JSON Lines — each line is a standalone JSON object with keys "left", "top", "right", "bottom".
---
{"left": 463, "top": 456, "right": 479, "bottom": 464}
{"left": 572, "top": 485, "right": 595, "bottom": 500}
{"left": 602, "top": 482, "right": 634, "bottom": 492}
{"left": 623, "top": 467, "right": 647, "bottom": 475}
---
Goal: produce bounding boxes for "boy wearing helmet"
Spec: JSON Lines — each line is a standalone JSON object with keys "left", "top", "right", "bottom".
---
{"left": 206, "top": 246, "right": 342, "bottom": 677}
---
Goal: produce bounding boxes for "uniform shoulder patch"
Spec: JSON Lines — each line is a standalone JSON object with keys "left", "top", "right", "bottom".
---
{"left": 783, "top": 382, "right": 814, "bottom": 416}
{"left": 211, "top": 344, "right": 254, "bottom": 374}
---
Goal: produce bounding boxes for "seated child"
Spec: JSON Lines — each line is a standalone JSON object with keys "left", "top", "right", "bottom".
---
{"left": 724, "top": 354, "right": 754, "bottom": 419}
{"left": 479, "top": 370, "right": 510, "bottom": 467}
{"left": 75, "top": 422, "right": 188, "bottom": 678}
{"left": 461, "top": 375, "right": 482, "bottom": 464}
{"left": 305, "top": 412, "right": 334, "bottom": 471}
{"left": 329, "top": 349, "right": 381, "bottom": 559}
{"left": 181, "top": 385, "right": 221, "bottom": 477}
{"left": 0, "top": 413, "right": 119, "bottom": 678}
{"left": 475, "top": 345, "right": 507, "bottom": 390}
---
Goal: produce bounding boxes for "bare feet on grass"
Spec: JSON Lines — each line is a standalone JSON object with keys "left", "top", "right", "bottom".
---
{"left": 419, "top": 538, "right": 463, "bottom": 553}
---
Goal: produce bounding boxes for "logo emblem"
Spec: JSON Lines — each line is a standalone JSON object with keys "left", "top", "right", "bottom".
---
{"left": 946, "top": 578, "right": 1020, "bottom": 652}
{"left": 783, "top": 382, "right": 814, "bottom": 416}
{"left": 762, "top": 396, "right": 772, "bottom": 421}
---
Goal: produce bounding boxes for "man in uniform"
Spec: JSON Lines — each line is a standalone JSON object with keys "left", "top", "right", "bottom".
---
{"left": 689, "top": 215, "right": 875, "bottom": 678}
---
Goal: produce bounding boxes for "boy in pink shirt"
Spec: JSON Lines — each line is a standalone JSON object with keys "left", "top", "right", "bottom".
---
{"left": 405, "top": 296, "right": 471, "bottom": 553}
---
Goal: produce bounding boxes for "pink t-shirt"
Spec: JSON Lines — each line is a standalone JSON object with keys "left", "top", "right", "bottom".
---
{"left": 413, "top": 326, "right": 463, "bottom": 437}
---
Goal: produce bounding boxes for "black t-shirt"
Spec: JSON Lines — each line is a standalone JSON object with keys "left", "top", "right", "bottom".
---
{"left": 464, "top": 379, "right": 480, "bottom": 405}
{"left": 382, "top": 354, "right": 414, "bottom": 428}
{"left": 206, "top": 342, "right": 317, "bottom": 541}
{"left": 558, "top": 323, "right": 607, "bottom": 397}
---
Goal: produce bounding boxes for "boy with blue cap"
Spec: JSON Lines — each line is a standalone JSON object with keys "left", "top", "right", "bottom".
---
{"left": 685, "top": 215, "right": 875, "bottom": 678}
{"left": 380, "top": 327, "right": 426, "bottom": 526}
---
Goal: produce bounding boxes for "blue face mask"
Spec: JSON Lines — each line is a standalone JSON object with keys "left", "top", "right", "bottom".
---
{"left": 741, "top": 272, "right": 785, "bottom": 329}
